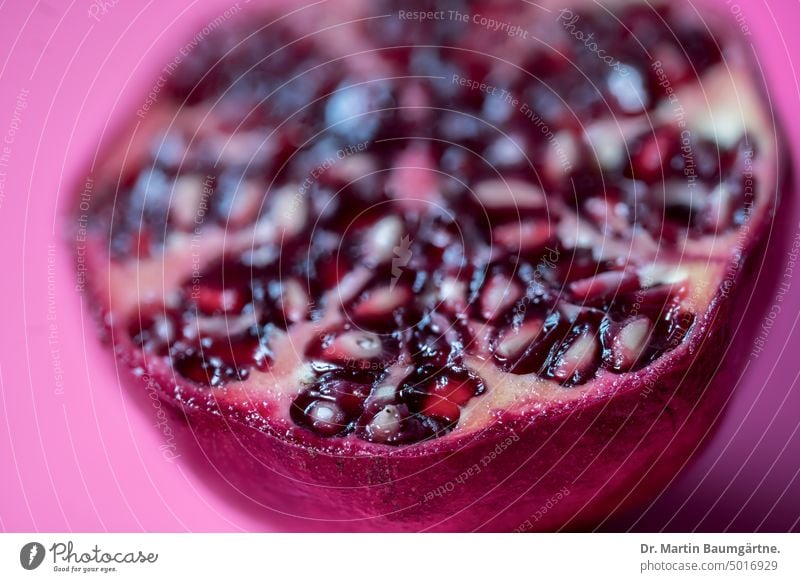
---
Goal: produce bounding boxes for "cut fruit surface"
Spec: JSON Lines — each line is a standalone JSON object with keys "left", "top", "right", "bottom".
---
{"left": 79, "top": 0, "right": 781, "bottom": 530}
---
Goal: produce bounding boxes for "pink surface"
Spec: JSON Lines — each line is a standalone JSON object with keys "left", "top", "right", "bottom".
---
{"left": 0, "top": 0, "right": 799, "bottom": 532}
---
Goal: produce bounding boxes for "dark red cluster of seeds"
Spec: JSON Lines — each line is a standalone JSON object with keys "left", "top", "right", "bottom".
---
{"left": 100, "top": 1, "right": 751, "bottom": 444}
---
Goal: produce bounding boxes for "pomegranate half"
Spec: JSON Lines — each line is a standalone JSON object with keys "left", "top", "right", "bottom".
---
{"left": 78, "top": 0, "right": 782, "bottom": 531}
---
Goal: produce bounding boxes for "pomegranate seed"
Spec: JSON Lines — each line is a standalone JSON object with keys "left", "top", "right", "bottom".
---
{"left": 399, "top": 365, "right": 483, "bottom": 428}
{"left": 609, "top": 317, "right": 653, "bottom": 371}
{"left": 569, "top": 271, "right": 640, "bottom": 303}
{"left": 583, "top": 197, "right": 630, "bottom": 236}
{"left": 173, "top": 351, "right": 222, "bottom": 386}
{"left": 329, "top": 382, "right": 372, "bottom": 418}
{"left": 129, "top": 312, "right": 176, "bottom": 353}
{"left": 364, "top": 216, "right": 405, "bottom": 265}
{"left": 638, "top": 264, "right": 689, "bottom": 288}
{"left": 607, "top": 64, "right": 650, "bottom": 114}
{"left": 438, "top": 277, "right": 469, "bottom": 313}
{"left": 325, "top": 330, "right": 384, "bottom": 361}
{"left": 217, "top": 179, "right": 262, "bottom": 227}
{"left": 486, "top": 134, "right": 527, "bottom": 168}
{"left": 627, "top": 127, "right": 677, "bottom": 182}
{"left": 699, "top": 183, "right": 733, "bottom": 233}
{"left": 366, "top": 405, "right": 403, "bottom": 443}
{"left": 267, "top": 184, "right": 307, "bottom": 240}
{"left": 194, "top": 287, "right": 247, "bottom": 315}
{"left": 480, "top": 274, "right": 523, "bottom": 321}
{"left": 429, "top": 377, "right": 477, "bottom": 406}
{"left": 419, "top": 394, "right": 461, "bottom": 424}
{"left": 203, "top": 334, "right": 272, "bottom": 371}
{"left": 278, "top": 278, "right": 309, "bottom": 323}
{"left": 551, "top": 330, "right": 600, "bottom": 383}
{"left": 493, "top": 220, "right": 553, "bottom": 252}
{"left": 352, "top": 285, "right": 412, "bottom": 320}
{"left": 386, "top": 144, "right": 440, "bottom": 208}
{"left": 474, "top": 179, "right": 546, "bottom": 210}
{"left": 171, "top": 175, "right": 207, "bottom": 230}
{"left": 308, "top": 326, "right": 399, "bottom": 371}
{"left": 496, "top": 318, "right": 544, "bottom": 360}
{"left": 304, "top": 400, "right": 347, "bottom": 437}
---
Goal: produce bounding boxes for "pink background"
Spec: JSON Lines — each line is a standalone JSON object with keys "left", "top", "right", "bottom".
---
{"left": 1, "top": 0, "right": 799, "bottom": 532}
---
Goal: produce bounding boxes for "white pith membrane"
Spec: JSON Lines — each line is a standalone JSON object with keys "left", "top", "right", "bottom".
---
{"left": 84, "top": 0, "right": 776, "bottom": 446}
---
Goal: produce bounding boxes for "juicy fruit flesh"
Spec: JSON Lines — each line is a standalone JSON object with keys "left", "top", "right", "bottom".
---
{"left": 87, "top": 0, "right": 767, "bottom": 447}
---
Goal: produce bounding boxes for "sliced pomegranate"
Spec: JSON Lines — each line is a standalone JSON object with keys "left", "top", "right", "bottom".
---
{"left": 79, "top": 0, "right": 782, "bottom": 531}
